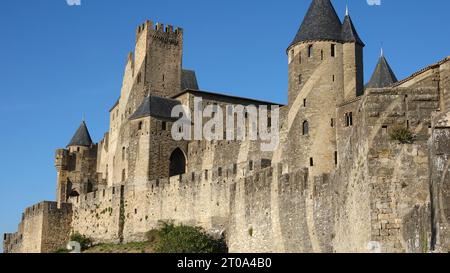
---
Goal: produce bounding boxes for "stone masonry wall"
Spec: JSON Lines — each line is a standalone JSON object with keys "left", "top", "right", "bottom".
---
{"left": 3, "top": 202, "right": 72, "bottom": 253}
{"left": 429, "top": 112, "right": 450, "bottom": 251}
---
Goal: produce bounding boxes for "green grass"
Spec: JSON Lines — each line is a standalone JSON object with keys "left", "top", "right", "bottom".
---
{"left": 84, "top": 241, "right": 152, "bottom": 253}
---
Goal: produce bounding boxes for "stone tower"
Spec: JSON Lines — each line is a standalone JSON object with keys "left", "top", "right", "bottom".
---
{"left": 134, "top": 20, "right": 183, "bottom": 99}
{"left": 55, "top": 121, "right": 98, "bottom": 207}
{"left": 341, "top": 7, "right": 365, "bottom": 101}
{"left": 286, "top": 0, "right": 364, "bottom": 176}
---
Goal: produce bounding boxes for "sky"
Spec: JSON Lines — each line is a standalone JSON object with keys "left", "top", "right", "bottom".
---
{"left": 0, "top": 0, "right": 449, "bottom": 250}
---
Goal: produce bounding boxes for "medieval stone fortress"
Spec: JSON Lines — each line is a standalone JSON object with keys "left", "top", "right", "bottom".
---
{"left": 4, "top": 0, "right": 450, "bottom": 253}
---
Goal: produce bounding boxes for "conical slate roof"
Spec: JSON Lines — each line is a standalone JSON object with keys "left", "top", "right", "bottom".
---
{"left": 289, "top": 0, "right": 343, "bottom": 48}
{"left": 341, "top": 15, "right": 364, "bottom": 46}
{"left": 67, "top": 121, "right": 93, "bottom": 147}
{"left": 366, "top": 55, "right": 398, "bottom": 88}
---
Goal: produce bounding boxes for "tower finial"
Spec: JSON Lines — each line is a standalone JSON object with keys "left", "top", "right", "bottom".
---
{"left": 345, "top": 3, "right": 349, "bottom": 16}
{"left": 82, "top": 113, "right": 85, "bottom": 123}
{"left": 380, "top": 42, "right": 384, "bottom": 57}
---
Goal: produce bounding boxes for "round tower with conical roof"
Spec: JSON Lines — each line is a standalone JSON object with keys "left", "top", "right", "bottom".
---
{"left": 66, "top": 120, "right": 94, "bottom": 153}
{"left": 342, "top": 8, "right": 365, "bottom": 101}
{"left": 55, "top": 120, "right": 99, "bottom": 207}
{"left": 285, "top": 0, "right": 364, "bottom": 176}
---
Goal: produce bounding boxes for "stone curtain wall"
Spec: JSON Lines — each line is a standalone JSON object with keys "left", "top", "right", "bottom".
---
{"left": 70, "top": 187, "right": 122, "bottom": 244}
{"left": 228, "top": 166, "right": 335, "bottom": 253}
{"left": 3, "top": 202, "right": 72, "bottom": 253}
{"left": 68, "top": 164, "right": 337, "bottom": 253}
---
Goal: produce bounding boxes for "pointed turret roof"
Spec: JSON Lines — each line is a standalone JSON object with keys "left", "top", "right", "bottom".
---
{"left": 289, "top": 0, "right": 343, "bottom": 48}
{"left": 67, "top": 121, "right": 93, "bottom": 147}
{"left": 341, "top": 13, "right": 364, "bottom": 46}
{"left": 366, "top": 54, "right": 398, "bottom": 88}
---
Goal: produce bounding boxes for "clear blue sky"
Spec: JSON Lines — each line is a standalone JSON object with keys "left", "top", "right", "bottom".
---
{"left": 0, "top": 0, "right": 449, "bottom": 249}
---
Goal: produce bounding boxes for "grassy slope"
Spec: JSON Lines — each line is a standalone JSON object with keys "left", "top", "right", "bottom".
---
{"left": 83, "top": 241, "right": 155, "bottom": 253}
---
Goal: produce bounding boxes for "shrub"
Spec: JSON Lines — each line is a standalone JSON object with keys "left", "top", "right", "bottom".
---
{"left": 70, "top": 232, "right": 92, "bottom": 251}
{"left": 390, "top": 126, "right": 415, "bottom": 144}
{"left": 145, "top": 229, "right": 160, "bottom": 243}
{"left": 54, "top": 248, "right": 71, "bottom": 253}
{"left": 153, "top": 221, "right": 227, "bottom": 253}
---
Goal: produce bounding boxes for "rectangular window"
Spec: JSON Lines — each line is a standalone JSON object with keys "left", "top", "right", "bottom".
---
{"left": 310, "top": 158, "right": 314, "bottom": 167}
{"left": 331, "top": 118, "right": 334, "bottom": 128}
{"left": 137, "top": 72, "right": 142, "bottom": 84}
{"left": 218, "top": 167, "right": 222, "bottom": 177}
{"left": 303, "top": 99, "right": 307, "bottom": 107}
{"left": 299, "top": 74, "right": 302, "bottom": 85}
{"left": 205, "top": 170, "right": 208, "bottom": 180}
{"left": 334, "top": 151, "right": 338, "bottom": 165}
{"left": 122, "top": 169, "right": 126, "bottom": 182}
{"left": 162, "top": 122, "right": 167, "bottom": 131}
{"left": 233, "top": 164, "right": 237, "bottom": 175}
{"left": 345, "top": 112, "right": 354, "bottom": 127}
{"left": 249, "top": 161, "right": 254, "bottom": 171}
{"left": 331, "top": 44, "right": 336, "bottom": 57}
{"left": 308, "top": 45, "right": 313, "bottom": 58}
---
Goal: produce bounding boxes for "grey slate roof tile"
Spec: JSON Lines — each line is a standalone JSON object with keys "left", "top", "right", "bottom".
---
{"left": 290, "top": 0, "right": 343, "bottom": 47}
{"left": 67, "top": 121, "right": 94, "bottom": 147}
{"left": 289, "top": 0, "right": 364, "bottom": 48}
{"left": 129, "top": 95, "right": 182, "bottom": 122}
{"left": 366, "top": 55, "right": 398, "bottom": 89}
{"left": 181, "top": 69, "right": 199, "bottom": 90}
{"left": 341, "top": 15, "right": 364, "bottom": 46}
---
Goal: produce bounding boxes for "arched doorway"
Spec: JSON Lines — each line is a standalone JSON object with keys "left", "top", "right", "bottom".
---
{"left": 169, "top": 148, "right": 186, "bottom": 177}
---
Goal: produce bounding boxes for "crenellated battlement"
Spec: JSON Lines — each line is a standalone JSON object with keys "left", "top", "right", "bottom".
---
{"left": 135, "top": 20, "right": 183, "bottom": 44}
{"left": 22, "top": 201, "right": 72, "bottom": 220}
{"left": 70, "top": 159, "right": 277, "bottom": 206}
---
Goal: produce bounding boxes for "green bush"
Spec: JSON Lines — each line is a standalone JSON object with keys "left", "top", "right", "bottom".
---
{"left": 145, "top": 229, "right": 160, "bottom": 243}
{"left": 153, "top": 221, "right": 227, "bottom": 253}
{"left": 390, "top": 126, "right": 415, "bottom": 144}
{"left": 70, "top": 232, "right": 92, "bottom": 251}
{"left": 54, "top": 248, "right": 71, "bottom": 253}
